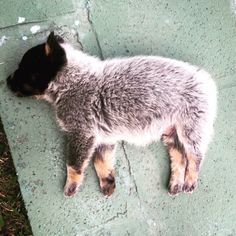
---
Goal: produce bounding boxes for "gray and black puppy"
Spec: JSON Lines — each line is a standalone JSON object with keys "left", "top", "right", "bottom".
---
{"left": 7, "top": 32, "right": 217, "bottom": 197}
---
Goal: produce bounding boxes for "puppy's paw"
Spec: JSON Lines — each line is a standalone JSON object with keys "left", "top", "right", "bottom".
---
{"left": 64, "top": 182, "right": 79, "bottom": 197}
{"left": 183, "top": 181, "right": 197, "bottom": 193}
{"left": 183, "top": 172, "right": 198, "bottom": 193}
{"left": 100, "top": 174, "right": 116, "bottom": 197}
{"left": 168, "top": 181, "right": 184, "bottom": 196}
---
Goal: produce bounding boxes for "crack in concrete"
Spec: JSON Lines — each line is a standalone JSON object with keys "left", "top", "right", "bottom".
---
{"left": 103, "top": 203, "right": 128, "bottom": 224}
{"left": 80, "top": 203, "right": 128, "bottom": 234}
{"left": 85, "top": 0, "right": 104, "bottom": 60}
{"left": 121, "top": 141, "right": 139, "bottom": 196}
{"left": 75, "top": 31, "right": 84, "bottom": 50}
{"left": 121, "top": 142, "right": 151, "bottom": 227}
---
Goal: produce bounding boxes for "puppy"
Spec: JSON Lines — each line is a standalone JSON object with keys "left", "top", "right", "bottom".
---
{"left": 7, "top": 32, "right": 217, "bottom": 197}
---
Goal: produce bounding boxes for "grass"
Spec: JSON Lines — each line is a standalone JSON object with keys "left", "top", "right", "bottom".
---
{"left": 0, "top": 118, "right": 33, "bottom": 235}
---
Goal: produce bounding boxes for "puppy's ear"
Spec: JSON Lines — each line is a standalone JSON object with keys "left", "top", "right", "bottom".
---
{"left": 45, "top": 31, "right": 64, "bottom": 56}
{"left": 44, "top": 32, "right": 66, "bottom": 72}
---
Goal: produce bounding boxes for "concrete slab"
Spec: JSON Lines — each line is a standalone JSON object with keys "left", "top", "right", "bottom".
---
{"left": 0, "top": 0, "right": 236, "bottom": 235}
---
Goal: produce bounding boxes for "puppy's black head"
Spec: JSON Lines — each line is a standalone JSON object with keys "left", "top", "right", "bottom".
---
{"left": 7, "top": 32, "right": 66, "bottom": 96}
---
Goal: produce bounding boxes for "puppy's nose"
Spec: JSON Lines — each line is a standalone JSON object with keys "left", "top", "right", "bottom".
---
{"left": 7, "top": 74, "right": 12, "bottom": 80}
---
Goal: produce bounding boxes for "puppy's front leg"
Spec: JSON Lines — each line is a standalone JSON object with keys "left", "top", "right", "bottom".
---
{"left": 64, "top": 134, "right": 95, "bottom": 197}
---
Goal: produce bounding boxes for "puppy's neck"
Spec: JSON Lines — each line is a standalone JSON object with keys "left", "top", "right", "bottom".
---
{"left": 61, "top": 43, "right": 101, "bottom": 71}
{"left": 40, "top": 45, "right": 103, "bottom": 104}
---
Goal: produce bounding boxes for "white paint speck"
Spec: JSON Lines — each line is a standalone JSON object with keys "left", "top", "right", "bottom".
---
{"left": 0, "top": 36, "right": 8, "bottom": 46}
{"left": 18, "top": 17, "right": 25, "bottom": 24}
{"left": 71, "top": 29, "right": 76, "bottom": 35}
{"left": 30, "top": 25, "right": 40, "bottom": 34}
{"left": 22, "top": 36, "right": 28, "bottom": 41}
{"left": 74, "top": 20, "right": 80, "bottom": 26}
{"left": 0, "top": 62, "right": 5, "bottom": 65}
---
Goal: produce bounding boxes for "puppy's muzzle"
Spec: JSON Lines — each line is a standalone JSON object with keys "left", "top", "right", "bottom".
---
{"left": 7, "top": 74, "right": 24, "bottom": 97}
{"left": 7, "top": 74, "right": 13, "bottom": 90}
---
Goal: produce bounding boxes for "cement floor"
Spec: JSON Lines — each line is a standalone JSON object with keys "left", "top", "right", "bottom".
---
{"left": 0, "top": 0, "right": 236, "bottom": 235}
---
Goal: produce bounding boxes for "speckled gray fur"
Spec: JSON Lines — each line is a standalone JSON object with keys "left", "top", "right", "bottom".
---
{"left": 43, "top": 43, "right": 217, "bottom": 196}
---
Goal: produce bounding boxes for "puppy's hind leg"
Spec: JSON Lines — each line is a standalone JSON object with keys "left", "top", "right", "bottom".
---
{"left": 93, "top": 144, "right": 116, "bottom": 197}
{"left": 162, "top": 127, "right": 187, "bottom": 196}
{"left": 177, "top": 114, "right": 214, "bottom": 193}
{"left": 183, "top": 153, "right": 201, "bottom": 193}
{"left": 177, "top": 70, "right": 216, "bottom": 193}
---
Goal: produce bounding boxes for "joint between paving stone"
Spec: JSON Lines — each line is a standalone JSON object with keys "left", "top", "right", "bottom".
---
{"left": 0, "top": 10, "right": 77, "bottom": 31}
{"left": 0, "top": 20, "right": 46, "bottom": 30}
{"left": 85, "top": 0, "right": 104, "bottom": 60}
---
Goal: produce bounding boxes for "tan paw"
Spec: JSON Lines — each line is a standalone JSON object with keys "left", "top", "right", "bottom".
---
{"left": 183, "top": 180, "right": 197, "bottom": 193}
{"left": 168, "top": 181, "right": 184, "bottom": 196}
{"left": 100, "top": 174, "right": 116, "bottom": 197}
{"left": 64, "top": 182, "right": 79, "bottom": 197}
